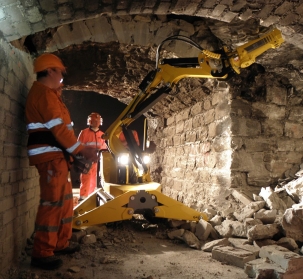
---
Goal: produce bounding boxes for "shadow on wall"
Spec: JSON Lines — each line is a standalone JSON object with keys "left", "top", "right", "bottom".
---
{"left": 62, "top": 90, "right": 145, "bottom": 188}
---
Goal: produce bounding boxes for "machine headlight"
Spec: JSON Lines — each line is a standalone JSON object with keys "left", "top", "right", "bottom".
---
{"left": 142, "top": 154, "right": 151, "bottom": 165}
{"left": 117, "top": 153, "right": 129, "bottom": 165}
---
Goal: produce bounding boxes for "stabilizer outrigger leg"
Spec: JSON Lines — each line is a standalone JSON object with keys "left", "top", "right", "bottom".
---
{"left": 73, "top": 188, "right": 208, "bottom": 230}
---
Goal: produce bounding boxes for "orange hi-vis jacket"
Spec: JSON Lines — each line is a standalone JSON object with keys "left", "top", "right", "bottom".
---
{"left": 78, "top": 128, "right": 107, "bottom": 198}
{"left": 78, "top": 128, "right": 107, "bottom": 150}
{"left": 25, "top": 81, "right": 83, "bottom": 165}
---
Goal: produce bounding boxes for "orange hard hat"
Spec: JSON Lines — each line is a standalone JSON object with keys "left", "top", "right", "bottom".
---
{"left": 34, "top": 53, "right": 66, "bottom": 73}
{"left": 87, "top": 112, "right": 102, "bottom": 126}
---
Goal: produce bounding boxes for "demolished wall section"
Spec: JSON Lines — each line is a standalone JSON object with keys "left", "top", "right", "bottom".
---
{"left": 149, "top": 70, "right": 303, "bottom": 213}
{"left": 149, "top": 80, "right": 233, "bottom": 212}
{"left": 230, "top": 71, "right": 303, "bottom": 195}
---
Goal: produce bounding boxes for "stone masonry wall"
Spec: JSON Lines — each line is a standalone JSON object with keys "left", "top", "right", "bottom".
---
{"left": 0, "top": 39, "right": 38, "bottom": 271}
{"left": 149, "top": 71, "right": 303, "bottom": 213}
{"left": 230, "top": 72, "right": 303, "bottom": 194}
{"left": 149, "top": 80, "right": 233, "bottom": 212}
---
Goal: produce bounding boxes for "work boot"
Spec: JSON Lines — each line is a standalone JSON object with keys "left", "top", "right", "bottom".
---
{"left": 31, "top": 256, "right": 63, "bottom": 270}
{"left": 54, "top": 242, "right": 80, "bottom": 255}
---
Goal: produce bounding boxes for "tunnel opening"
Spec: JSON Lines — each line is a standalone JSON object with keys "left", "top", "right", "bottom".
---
{"left": 62, "top": 89, "right": 146, "bottom": 188}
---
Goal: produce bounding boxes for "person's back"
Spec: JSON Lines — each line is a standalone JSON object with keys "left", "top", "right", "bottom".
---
{"left": 25, "top": 54, "right": 98, "bottom": 270}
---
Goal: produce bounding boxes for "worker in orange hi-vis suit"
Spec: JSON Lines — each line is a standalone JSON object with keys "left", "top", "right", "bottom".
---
{"left": 25, "top": 54, "right": 98, "bottom": 270}
{"left": 78, "top": 112, "right": 107, "bottom": 201}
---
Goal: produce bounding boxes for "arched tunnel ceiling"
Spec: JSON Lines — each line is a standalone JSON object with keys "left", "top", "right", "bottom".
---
{"left": 2, "top": 1, "right": 303, "bottom": 118}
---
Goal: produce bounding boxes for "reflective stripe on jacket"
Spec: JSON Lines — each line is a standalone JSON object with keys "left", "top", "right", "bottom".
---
{"left": 25, "top": 81, "right": 83, "bottom": 165}
{"left": 78, "top": 128, "right": 107, "bottom": 150}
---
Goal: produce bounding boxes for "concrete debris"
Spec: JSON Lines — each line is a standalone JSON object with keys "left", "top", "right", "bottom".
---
{"left": 244, "top": 258, "right": 285, "bottom": 279}
{"left": 282, "top": 206, "right": 303, "bottom": 242}
{"left": 167, "top": 228, "right": 185, "bottom": 240}
{"left": 40, "top": 169, "right": 303, "bottom": 278}
{"left": 168, "top": 219, "right": 187, "bottom": 228}
{"left": 85, "top": 225, "right": 108, "bottom": 235}
{"left": 245, "top": 218, "right": 263, "bottom": 232}
{"left": 247, "top": 224, "right": 280, "bottom": 242}
{"left": 282, "top": 175, "right": 303, "bottom": 203}
{"left": 202, "top": 238, "right": 230, "bottom": 252}
{"left": 253, "top": 239, "right": 277, "bottom": 248}
{"left": 209, "top": 225, "right": 220, "bottom": 240}
{"left": 209, "top": 215, "right": 223, "bottom": 227}
{"left": 180, "top": 221, "right": 197, "bottom": 232}
{"left": 70, "top": 229, "right": 87, "bottom": 243}
{"left": 167, "top": 228, "right": 202, "bottom": 249}
{"left": 234, "top": 201, "right": 266, "bottom": 222}
{"left": 203, "top": 208, "right": 218, "bottom": 219}
{"left": 212, "top": 245, "right": 256, "bottom": 268}
{"left": 214, "top": 220, "right": 233, "bottom": 238}
{"left": 228, "top": 238, "right": 251, "bottom": 247}
{"left": 253, "top": 194, "right": 264, "bottom": 202}
{"left": 182, "top": 230, "right": 202, "bottom": 250}
{"left": 275, "top": 237, "right": 298, "bottom": 251}
{"left": 229, "top": 238, "right": 260, "bottom": 258}
{"left": 254, "top": 209, "right": 277, "bottom": 224}
{"left": 68, "top": 266, "right": 81, "bottom": 273}
{"left": 259, "top": 245, "right": 303, "bottom": 273}
{"left": 81, "top": 234, "right": 97, "bottom": 244}
{"left": 205, "top": 173, "right": 303, "bottom": 278}
{"left": 100, "top": 256, "right": 119, "bottom": 264}
{"left": 259, "top": 187, "right": 287, "bottom": 211}
{"left": 195, "top": 219, "right": 214, "bottom": 241}
{"left": 232, "top": 189, "right": 253, "bottom": 205}
{"left": 244, "top": 245, "right": 303, "bottom": 278}
{"left": 215, "top": 220, "right": 247, "bottom": 238}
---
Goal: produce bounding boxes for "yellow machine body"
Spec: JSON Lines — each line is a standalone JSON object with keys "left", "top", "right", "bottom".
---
{"left": 73, "top": 28, "right": 284, "bottom": 230}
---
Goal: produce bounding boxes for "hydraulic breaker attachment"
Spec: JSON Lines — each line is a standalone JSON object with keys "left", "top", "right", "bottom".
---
{"left": 73, "top": 188, "right": 208, "bottom": 230}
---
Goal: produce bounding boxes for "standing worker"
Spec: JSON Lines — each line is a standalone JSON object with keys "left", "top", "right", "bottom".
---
{"left": 78, "top": 112, "right": 107, "bottom": 201}
{"left": 25, "top": 53, "right": 98, "bottom": 270}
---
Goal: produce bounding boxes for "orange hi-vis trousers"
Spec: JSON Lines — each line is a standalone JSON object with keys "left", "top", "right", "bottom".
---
{"left": 32, "top": 158, "right": 73, "bottom": 258}
{"left": 79, "top": 162, "right": 97, "bottom": 198}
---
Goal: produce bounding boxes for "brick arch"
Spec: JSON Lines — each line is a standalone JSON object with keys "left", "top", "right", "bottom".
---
{"left": 1, "top": 1, "right": 303, "bottom": 273}
{"left": 2, "top": 1, "right": 303, "bottom": 45}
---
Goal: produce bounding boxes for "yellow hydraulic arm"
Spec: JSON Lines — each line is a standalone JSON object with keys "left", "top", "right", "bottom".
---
{"left": 102, "top": 27, "right": 283, "bottom": 157}
{"left": 102, "top": 28, "right": 284, "bottom": 153}
{"left": 73, "top": 28, "right": 284, "bottom": 230}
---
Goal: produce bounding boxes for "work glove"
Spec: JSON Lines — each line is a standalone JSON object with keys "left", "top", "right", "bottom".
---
{"left": 78, "top": 146, "right": 99, "bottom": 162}
{"left": 73, "top": 146, "right": 98, "bottom": 174}
{"left": 73, "top": 156, "right": 92, "bottom": 174}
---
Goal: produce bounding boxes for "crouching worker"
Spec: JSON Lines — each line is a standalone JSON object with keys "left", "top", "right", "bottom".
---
{"left": 25, "top": 54, "right": 98, "bottom": 270}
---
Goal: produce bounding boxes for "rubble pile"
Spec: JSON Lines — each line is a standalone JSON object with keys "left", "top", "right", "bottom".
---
{"left": 10, "top": 169, "right": 303, "bottom": 278}
{"left": 167, "top": 168, "right": 303, "bottom": 279}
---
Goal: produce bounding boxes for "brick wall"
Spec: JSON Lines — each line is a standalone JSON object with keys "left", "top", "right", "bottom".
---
{"left": 0, "top": 38, "right": 39, "bottom": 272}
{"left": 149, "top": 80, "right": 233, "bottom": 212}
{"left": 230, "top": 73, "right": 303, "bottom": 190}
{"left": 149, "top": 71, "right": 303, "bottom": 214}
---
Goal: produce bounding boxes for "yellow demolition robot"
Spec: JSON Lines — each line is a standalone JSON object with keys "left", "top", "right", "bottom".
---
{"left": 73, "top": 27, "right": 284, "bottom": 229}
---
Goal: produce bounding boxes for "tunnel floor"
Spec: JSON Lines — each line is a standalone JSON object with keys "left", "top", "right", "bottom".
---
{"left": 6, "top": 218, "right": 247, "bottom": 279}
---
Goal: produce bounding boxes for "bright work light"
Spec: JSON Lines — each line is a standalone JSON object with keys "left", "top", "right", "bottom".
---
{"left": 117, "top": 153, "right": 129, "bottom": 165}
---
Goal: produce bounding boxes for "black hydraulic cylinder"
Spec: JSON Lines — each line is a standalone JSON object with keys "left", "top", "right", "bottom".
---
{"left": 161, "top": 58, "right": 199, "bottom": 67}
